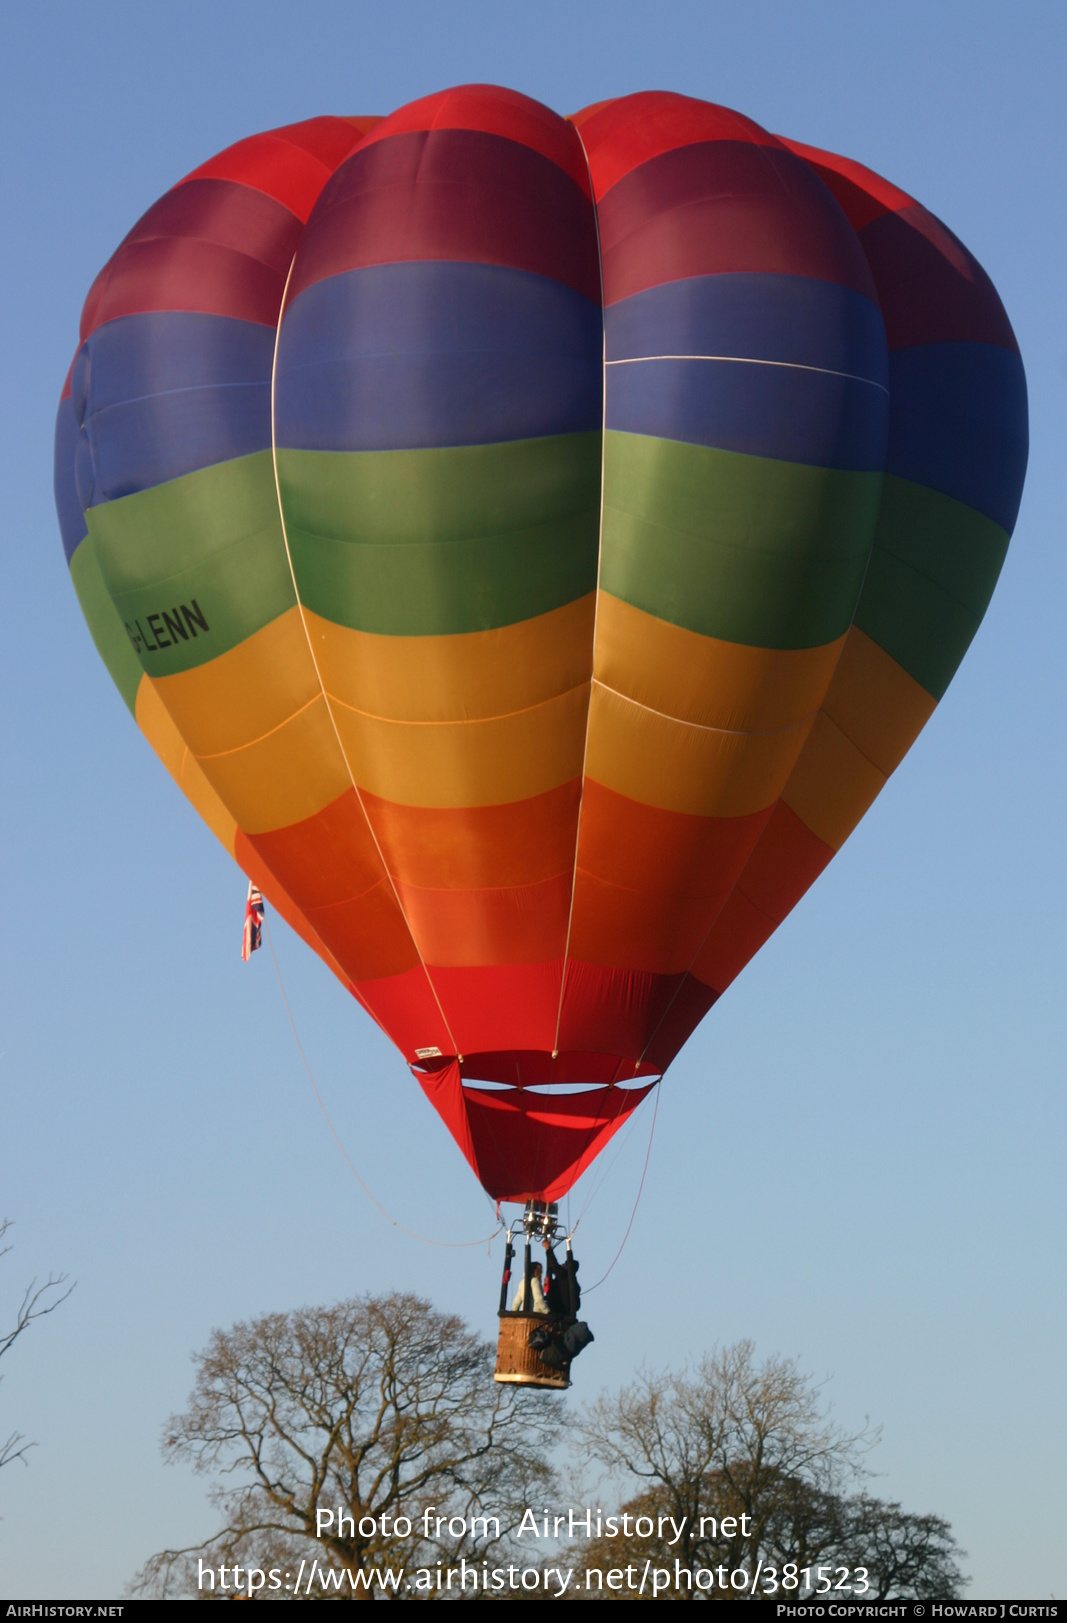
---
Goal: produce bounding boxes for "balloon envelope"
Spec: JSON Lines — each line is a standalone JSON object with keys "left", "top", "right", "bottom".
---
{"left": 55, "top": 88, "right": 1027, "bottom": 1202}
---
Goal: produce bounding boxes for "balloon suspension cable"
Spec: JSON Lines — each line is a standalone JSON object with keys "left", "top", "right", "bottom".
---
{"left": 582, "top": 1082, "right": 661, "bottom": 1294}
{"left": 264, "top": 921, "right": 501, "bottom": 1250}
{"left": 569, "top": 1076, "right": 658, "bottom": 1235}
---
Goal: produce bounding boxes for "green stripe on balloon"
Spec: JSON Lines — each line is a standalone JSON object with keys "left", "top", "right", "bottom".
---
{"left": 855, "top": 476, "right": 1009, "bottom": 700}
{"left": 69, "top": 535, "right": 144, "bottom": 713}
{"left": 276, "top": 434, "right": 600, "bottom": 636}
{"left": 85, "top": 452, "right": 296, "bottom": 675}
{"left": 601, "top": 431, "right": 880, "bottom": 650}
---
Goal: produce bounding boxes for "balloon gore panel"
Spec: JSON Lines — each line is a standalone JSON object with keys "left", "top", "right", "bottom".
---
{"left": 58, "top": 89, "right": 1027, "bottom": 1201}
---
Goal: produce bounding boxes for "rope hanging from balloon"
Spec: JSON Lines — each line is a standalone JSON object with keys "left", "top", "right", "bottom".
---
{"left": 578, "top": 1083, "right": 661, "bottom": 1293}
{"left": 264, "top": 921, "right": 502, "bottom": 1250}
{"left": 264, "top": 910, "right": 657, "bottom": 1274}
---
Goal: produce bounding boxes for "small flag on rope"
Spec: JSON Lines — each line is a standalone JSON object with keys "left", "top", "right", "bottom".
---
{"left": 242, "top": 882, "right": 265, "bottom": 961}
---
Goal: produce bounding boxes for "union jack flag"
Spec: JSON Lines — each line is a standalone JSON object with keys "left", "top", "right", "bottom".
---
{"left": 242, "top": 882, "right": 265, "bottom": 961}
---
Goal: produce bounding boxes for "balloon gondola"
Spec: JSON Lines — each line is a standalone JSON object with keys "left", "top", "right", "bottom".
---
{"left": 55, "top": 87, "right": 1027, "bottom": 1382}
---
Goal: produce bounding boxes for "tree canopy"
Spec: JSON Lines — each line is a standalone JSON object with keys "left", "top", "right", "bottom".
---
{"left": 132, "top": 1292, "right": 561, "bottom": 1598}
{"left": 133, "top": 1309, "right": 967, "bottom": 1601}
{"left": 568, "top": 1341, "right": 966, "bottom": 1600}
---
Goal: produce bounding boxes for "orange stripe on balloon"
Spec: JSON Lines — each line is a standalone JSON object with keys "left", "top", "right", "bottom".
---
{"left": 302, "top": 879, "right": 424, "bottom": 982}
{"left": 685, "top": 633, "right": 936, "bottom": 995}
{"left": 360, "top": 781, "right": 581, "bottom": 890}
{"left": 689, "top": 803, "right": 834, "bottom": 993}
{"left": 234, "top": 828, "right": 357, "bottom": 992}
{"left": 193, "top": 694, "right": 352, "bottom": 832}
{"left": 241, "top": 789, "right": 421, "bottom": 979}
{"left": 569, "top": 869, "right": 735, "bottom": 975}
{"left": 687, "top": 889, "right": 779, "bottom": 999}
{"left": 575, "top": 779, "right": 770, "bottom": 900}
{"left": 566, "top": 781, "right": 772, "bottom": 974}
{"left": 243, "top": 788, "right": 391, "bottom": 909}
{"left": 329, "top": 681, "right": 590, "bottom": 809}
{"left": 149, "top": 606, "right": 316, "bottom": 756}
{"left": 781, "top": 712, "right": 887, "bottom": 851}
{"left": 392, "top": 872, "right": 572, "bottom": 967}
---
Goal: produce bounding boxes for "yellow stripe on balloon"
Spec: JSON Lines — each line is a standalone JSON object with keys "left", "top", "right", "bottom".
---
{"left": 820, "top": 627, "right": 937, "bottom": 776}
{"left": 330, "top": 683, "right": 590, "bottom": 809}
{"left": 585, "top": 681, "right": 815, "bottom": 819}
{"left": 149, "top": 607, "right": 318, "bottom": 755}
{"left": 135, "top": 676, "right": 238, "bottom": 854}
{"left": 778, "top": 628, "right": 937, "bottom": 851}
{"left": 594, "top": 592, "right": 845, "bottom": 733}
{"left": 193, "top": 694, "right": 351, "bottom": 833}
{"left": 306, "top": 595, "right": 595, "bottom": 722}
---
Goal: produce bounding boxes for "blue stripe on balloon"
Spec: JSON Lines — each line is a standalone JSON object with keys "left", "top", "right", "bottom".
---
{"left": 54, "top": 396, "right": 89, "bottom": 562}
{"left": 274, "top": 260, "right": 602, "bottom": 451}
{"left": 81, "top": 312, "right": 275, "bottom": 503}
{"left": 605, "top": 272, "right": 888, "bottom": 388}
{"left": 605, "top": 355, "right": 889, "bottom": 471}
{"left": 886, "top": 343, "right": 1028, "bottom": 531}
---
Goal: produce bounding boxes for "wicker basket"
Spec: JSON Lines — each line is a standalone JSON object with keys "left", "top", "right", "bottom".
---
{"left": 494, "top": 1314, "right": 571, "bottom": 1389}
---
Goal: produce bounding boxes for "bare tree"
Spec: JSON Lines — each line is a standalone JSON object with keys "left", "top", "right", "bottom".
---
{"left": 576, "top": 1341, "right": 875, "bottom": 1574}
{"left": 132, "top": 1292, "right": 562, "bottom": 1599}
{"left": 564, "top": 1481, "right": 966, "bottom": 1600}
{"left": 1, "top": 1218, "right": 73, "bottom": 1470}
{"left": 566, "top": 1343, "right": 965, "bottom": 1600}
{"left": 833, "top": 1495, "right": 967, "bottom": 1600}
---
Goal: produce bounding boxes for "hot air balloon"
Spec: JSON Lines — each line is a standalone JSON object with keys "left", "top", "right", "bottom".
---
{"left": 55, "top": 87, "right": 1027, "bottom": 1384}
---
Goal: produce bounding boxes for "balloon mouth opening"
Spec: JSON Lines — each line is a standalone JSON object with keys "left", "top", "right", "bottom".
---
{"left": 412, "top": 1052, "right": 660, "bottom": 1203}
{"left": 410, "top": 1049, "right": 660, "bottom": 1090}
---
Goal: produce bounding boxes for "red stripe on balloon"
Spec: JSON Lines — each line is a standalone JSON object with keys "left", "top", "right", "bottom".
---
{"left": 351, "top": 961, "right": 455, "bottom": 1060}
{"left": 82, "top": 236, "right": 289, "bottom": 334}
{"left": 417, "top": 1060, "right": 654, "bottom": 1201}
{"left": 427, "top": 961, "right": 564, "bottom": 1057}
{"left": 178, "top": 117, "right": 377, "bottom": 220}
{"left": 571, "top": 90, "right": 782, "bottom": 198}
{"left": 689, "top": 803, "right": 834, "bottom": 996}
{"left": 459, "top": 1049, "right": 659, "bottom": 1087}
{"left": 859, "top": 205, "right": 1020, "bottom": 351}
{"left": 779, "top": 137, "right": 915, "bottom": 228}
{"left": 641, "top": 973, "right": 720, "bottom": 1071}
{"left": 286, "top": 127, "right": 600, "bottom": 306}
{"left": 356, "top": 84, "right": 592, "bottom": 198}
{"left": 595, "top": 139, "right": 879, "bottom": 305}
{"left": 80, "top": 119, "right": 377, "bottom": 339}
{"left": 119, "top": 180, "right": 301, "bottom": 274}
{"left": 784, "top": 139, "right": 1019, "bottom": 351}
{"left": 556, "top": 960, "right": 697, "bottom": 1061}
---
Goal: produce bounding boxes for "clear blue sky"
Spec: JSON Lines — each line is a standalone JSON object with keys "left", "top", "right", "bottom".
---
{"left": 1, "top": 0, "right": 1063, "bottom": 1599}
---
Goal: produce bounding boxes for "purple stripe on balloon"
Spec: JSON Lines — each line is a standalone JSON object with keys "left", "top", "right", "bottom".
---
{"left": 886, "top": 342, "right": 1028, "bottom": 530}
{"left": 276, "top": 260, "right": 602, "bottom": 451}
{"left": 79, "top": 312, "right": 275, "bottom": 504}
